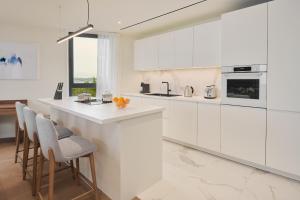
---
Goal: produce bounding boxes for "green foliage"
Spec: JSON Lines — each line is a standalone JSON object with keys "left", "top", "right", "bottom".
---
{"left": 72, "top": 88, "right": 96, "bottom": 97}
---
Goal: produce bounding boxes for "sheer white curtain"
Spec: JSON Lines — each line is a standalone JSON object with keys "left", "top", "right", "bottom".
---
{"left": 96, "top": 33, "right": 119, "bottom": 97}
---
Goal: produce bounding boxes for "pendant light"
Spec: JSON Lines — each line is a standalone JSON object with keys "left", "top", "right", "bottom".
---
{"left": 57, "top": 0, "right": 94, "bottom": 44}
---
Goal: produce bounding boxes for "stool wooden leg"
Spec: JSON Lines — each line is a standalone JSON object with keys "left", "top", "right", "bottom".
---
{"left": 22, "top": 129, "right": 30, "bottom": 180}
{"left": 70, "top": 160, "right": 75, "bottom": 180}
{"left": 15, "top": 128, "right": 21, "bottom": 163}
{"left": 36, "top": 148, "right": 44, "bottom": 199}
{"left": 32, "top": 133, "right": 39, "bottom": 196}
{"left": 75, "top": 158, "right": 80, "bottom": 185}
{"left": 88, "top": 153, "right": 98, "bottom": 200}
{"left": 48, "top": 149, "right": 56, "bottom": 200}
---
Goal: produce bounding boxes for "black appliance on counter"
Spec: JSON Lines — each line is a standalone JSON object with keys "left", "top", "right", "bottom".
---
{"left": 140, "top": 82, "right": 150, "bottom": 94}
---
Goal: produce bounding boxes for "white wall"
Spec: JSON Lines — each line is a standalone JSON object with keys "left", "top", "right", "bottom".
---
{"left": 0, "top": 24, "right": 68, "bottom": 138}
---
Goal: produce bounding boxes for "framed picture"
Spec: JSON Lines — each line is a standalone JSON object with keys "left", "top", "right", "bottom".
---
{"left": 0, "top": 42, "right": 38, "bottom": 80}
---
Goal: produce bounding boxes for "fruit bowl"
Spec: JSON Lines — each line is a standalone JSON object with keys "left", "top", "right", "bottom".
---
{"left": 113, "top": 97, "right": 130, "bottom": 109}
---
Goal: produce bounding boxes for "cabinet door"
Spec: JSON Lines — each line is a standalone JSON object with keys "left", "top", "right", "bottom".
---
{"left": 158, "top": 32, "right": 175, "bottom": 68}
{"left": 197, "top": 104, "right": 221, "bottom": 152}
{"left": 268, "top": 0, "right": 300, "bottom": 112}
{"left": 221, "top": 3, "right": 267, "bottom": 66}
{"left": 193, "top": 20, "right": 221, "bottom": 68}
{"left": 221, "top": 105, "right": 266, "bottom": 165}
{"left": 167, "top": 101, "right": 198, "bottom": 145}
{"left": 174, "top": 27, "right": 194, "bottom": 68}
{"left": 141, "top": 98, "right": 170, "bottom": 137}
{"left": 267, "top": 110, "right": 300, "bottom": 176}
{"left": 134, "top": 36, "right": 158, "bottom": 70}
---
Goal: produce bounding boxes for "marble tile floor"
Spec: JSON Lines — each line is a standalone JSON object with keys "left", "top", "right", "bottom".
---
{"left": 138, "top": 141, "right": 300, "bottom": 200}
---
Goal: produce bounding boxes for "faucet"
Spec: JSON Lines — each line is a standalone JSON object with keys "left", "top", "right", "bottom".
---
{"left": 162, "top": 81, "right": 171, "bottom": 96}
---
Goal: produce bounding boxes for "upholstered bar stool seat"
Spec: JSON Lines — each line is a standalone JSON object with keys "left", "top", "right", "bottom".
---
{"left": 15, "top": 102, "right": 26, "bottom": 163}
{"left": 36, "top": 114, "right": 98, "bottom": 200}
{"left": 22, "top": 107, "right": 74, "bottom": 196}
{"left": 59, "top": 136, "right": 96, "bottom": 160}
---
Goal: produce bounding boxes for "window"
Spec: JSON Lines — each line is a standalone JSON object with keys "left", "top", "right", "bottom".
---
{"left": 69, "top": 33, "right": 98, "bottom": 96}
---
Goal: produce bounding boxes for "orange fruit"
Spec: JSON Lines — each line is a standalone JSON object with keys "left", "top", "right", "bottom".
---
{"left": 124, "top": 98, "right": 130, "bottom": 104}
{"left": 113, "top": 97, "right": 119, "bottom": 103}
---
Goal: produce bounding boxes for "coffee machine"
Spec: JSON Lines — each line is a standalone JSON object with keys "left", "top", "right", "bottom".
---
{"left": 140, "top": 82, "right": 150, "bottom": 94}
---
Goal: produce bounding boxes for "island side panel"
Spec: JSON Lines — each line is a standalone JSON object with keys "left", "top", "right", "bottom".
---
{"left": 119, "top": 112, "right": 163, "bottom": 200}
{"left": 50, "top": 108, "right": 122, "bottom": 200}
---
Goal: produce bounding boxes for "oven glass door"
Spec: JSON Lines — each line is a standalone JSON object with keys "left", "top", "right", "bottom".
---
{"left": 227, "top": 79, "right": 259, "bottom": 99}
{"left": 222, "top": 72, "right": 266, "bottom": 108}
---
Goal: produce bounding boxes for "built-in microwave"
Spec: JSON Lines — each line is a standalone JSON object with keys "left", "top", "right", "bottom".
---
{"left": 221, "top": 65, "right": 267, "bottom": 108}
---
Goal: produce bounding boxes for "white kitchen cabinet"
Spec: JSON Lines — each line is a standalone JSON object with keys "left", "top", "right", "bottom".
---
{"left": 167, "top": 101, "right": 198, "bottom": 145}
{"left": 221, "top": 3, "right": 268, "bottom": 66}
{"left": 141, "top": 98, "right": 170, "bottom": 137}
{"left": 158, "top": 32, "right": 175, "bottom": 68}
{"left": 174, "top": 27, "right": 194, "bottom": 68}
{"left": 268, "top": 0, "right": 300, "bottom": 112}
{"left": 221, "top": 105, "right": 266, "bottom": 165}
{"left": 134, "top": 36, "right": 158, "bottom": 70}
{"left": 267, "top": 110, "right": 300, "bottom": 176}
{"left": 193, "top": 20, "right": 221, "bottom": 68}
{"left": 197, "top": 103, "right": 221, "bottom": 152}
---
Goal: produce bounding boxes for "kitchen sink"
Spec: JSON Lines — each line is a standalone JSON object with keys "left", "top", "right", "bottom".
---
{"left": 145, "top": 93, "right": 181, "bottom": 97}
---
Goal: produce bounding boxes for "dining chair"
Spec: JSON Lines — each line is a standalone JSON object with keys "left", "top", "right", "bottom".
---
{"left": 35, "top": 114, "right": 98, "bottom": 200}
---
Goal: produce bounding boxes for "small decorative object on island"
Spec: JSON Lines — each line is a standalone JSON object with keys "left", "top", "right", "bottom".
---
{"left": 0, "top": 42, "right": 38, "bottom": 79}
{"left": 102, "top": 90, "right": 113, "bottom": 103}
{"left": 113, "top": 97, "right": 130, "bottom": 109}
{"left": 54, "top": 82, "right": 63, "bottom": 100}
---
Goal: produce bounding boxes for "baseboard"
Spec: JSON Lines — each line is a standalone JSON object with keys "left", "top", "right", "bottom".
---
{"left": 0, "top": 137, "right": 15, "bottom": 143}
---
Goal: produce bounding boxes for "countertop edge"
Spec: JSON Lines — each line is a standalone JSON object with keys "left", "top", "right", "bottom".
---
{"left": 122, "top": 93, "right": 221, "bottom": 105}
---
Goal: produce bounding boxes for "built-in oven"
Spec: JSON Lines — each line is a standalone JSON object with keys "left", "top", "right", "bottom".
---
{"left": 221, "top": 65, "right": 267, "bottom": 108}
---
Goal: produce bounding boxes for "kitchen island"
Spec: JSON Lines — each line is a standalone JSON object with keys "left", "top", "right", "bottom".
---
{"left": 37, "top": 97, "right": 164, "bottom": 200}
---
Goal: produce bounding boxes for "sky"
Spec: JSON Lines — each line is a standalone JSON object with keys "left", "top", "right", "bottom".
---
{"left": 73, "top": 37, "right": 98, "bottom": 80}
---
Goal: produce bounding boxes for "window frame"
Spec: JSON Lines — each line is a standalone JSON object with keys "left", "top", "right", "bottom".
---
{"left": 68, "top": 33, "right": 98, "bottom": 96}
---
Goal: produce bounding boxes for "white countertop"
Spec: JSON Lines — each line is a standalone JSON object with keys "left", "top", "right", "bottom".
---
{"left": 38, "top": 97, "right": 164, "bottom": 124}
{"left": 123, "top": 93, "right": 221, "bottom": 104}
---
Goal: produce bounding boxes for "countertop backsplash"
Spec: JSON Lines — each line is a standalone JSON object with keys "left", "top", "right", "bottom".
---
{"left": 138, "top": 68, "right": 222, "bottom": 97}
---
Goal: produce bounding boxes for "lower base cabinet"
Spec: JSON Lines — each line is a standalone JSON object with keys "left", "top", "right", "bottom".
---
{"left": 197, "top": 104, "right": 221, "bottom": 152}
{"left": 267, "top": 110, "right": 300, "bottom": 176}
{"left": 167, "top": 101, "right": 198, "bottom": 145}
{"left": 221, "top": 105, "right": 266, "bottom": 165}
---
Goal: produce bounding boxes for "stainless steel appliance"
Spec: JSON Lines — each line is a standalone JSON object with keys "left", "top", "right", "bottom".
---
{"left": 184, "top": 85, "right": 194, "bottom": 97}
{"left": 221, "top": 65, "right": 267, "bottom": 108}
{"left": 204, "top": 85, "right": 217, "bottom": 99}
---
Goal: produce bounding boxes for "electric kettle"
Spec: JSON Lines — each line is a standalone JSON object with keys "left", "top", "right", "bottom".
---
{"left": 184, "top": 86, "right": 194, "bottom": 97}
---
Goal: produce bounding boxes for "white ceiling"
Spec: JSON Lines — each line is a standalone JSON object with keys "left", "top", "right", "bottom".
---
{"left": 0, "top": 0, "right": 268, "bottom": 37}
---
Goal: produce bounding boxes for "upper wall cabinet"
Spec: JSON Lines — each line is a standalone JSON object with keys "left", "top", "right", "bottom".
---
{"left": 134, "top": 21, "right": 220, "bottom": 71}
{"left": 221, "top": 3, "right": 268, "bottom": 66}
{"left": 158, "top": 32, "right": 175, "bottom": 68}
{"left": 267, "top": 0, "right": 300, "bottom": 112}
{"left": 134, "top": 36, "right": 158, "bottom": 70}
{"left": 193, "top": 20, "right": 221, "bottom": 67}
{"left": 173, "top": 27, "right": 194, "bottom": 68}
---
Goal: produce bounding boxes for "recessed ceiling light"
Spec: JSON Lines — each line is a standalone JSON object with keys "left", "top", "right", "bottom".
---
{"left": 117, "top": 21, "right": 122, "bottom": 25}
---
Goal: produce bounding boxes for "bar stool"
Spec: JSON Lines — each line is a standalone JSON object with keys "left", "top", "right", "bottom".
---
{"left": 23, "top": 107, "right": 74, "bottom": 196}
{"left": 36, "top": 114, "right": 98, "bottom": 200}
{"left": 15, "top": 102, "right": 26, "bottom": 163}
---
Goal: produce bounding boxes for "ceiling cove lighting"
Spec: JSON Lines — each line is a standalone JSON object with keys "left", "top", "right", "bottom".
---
{"left": 57, "top": 0, "right": 94, "bottom": 44}
{"left": 120, "top": 0, "right": 208, "bottom": 30}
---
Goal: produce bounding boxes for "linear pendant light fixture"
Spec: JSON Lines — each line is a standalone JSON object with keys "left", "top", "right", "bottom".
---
{"left": 57, "top": 0, "right": 94, "bottom": 44}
